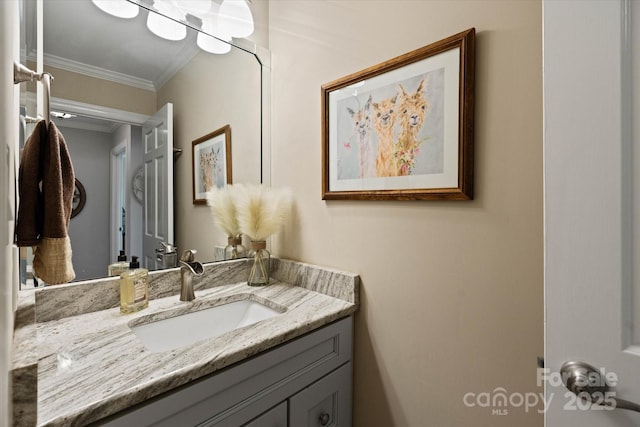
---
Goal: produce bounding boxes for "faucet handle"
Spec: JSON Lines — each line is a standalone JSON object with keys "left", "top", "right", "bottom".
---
{"left": 158, "top": 242, "right": 176, "bottom": 253}
{"left": 181, "top": 249, "right": 197, "bottom": 263}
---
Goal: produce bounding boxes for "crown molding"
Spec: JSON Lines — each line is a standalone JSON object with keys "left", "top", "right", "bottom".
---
{"left": 22, "top": 92, "right": 150, "bottom": 133}
{"left": 45, "top": 53, "right": 156, "bottom": 91}
{"left": 50, "top": 97, "right": 150, "bottom": 125}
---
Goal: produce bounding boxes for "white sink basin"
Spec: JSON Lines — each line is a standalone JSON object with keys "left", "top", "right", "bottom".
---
{"left": 130, "top": 300, "right": 281, "bottom": 352}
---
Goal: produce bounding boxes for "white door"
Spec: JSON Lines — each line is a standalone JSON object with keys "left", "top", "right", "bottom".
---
{"left": 545, "top": 0, "right": 640, "bottom": 425}
{"left": 142, "top": 103, "right": 174, "bottom": 269}
{"left": 109, "top": 141, "right": 127, "bottom": 262}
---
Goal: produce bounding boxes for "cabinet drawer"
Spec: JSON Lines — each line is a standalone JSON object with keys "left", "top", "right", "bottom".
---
{"left": 289, "top": 362, "right": 352, "bottom": 427}
{"left": 242, "top": 401, "right": 287, "bottom": 427}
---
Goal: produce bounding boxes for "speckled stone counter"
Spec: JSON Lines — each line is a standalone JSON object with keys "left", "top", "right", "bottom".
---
{"left": 11, "top": 258, "right": 359, "bottom": 426}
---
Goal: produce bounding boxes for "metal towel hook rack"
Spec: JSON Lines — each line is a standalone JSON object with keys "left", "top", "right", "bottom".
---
{"left": 13, "top": 61, "right": 54, "bottom": 126}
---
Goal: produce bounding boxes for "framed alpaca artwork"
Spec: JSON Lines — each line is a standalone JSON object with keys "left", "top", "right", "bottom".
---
{"left": 322, "top": 28, "right": 475, "bottom": 200}
{"left": 192, "top": 125, "right": 232, "bottom": 204}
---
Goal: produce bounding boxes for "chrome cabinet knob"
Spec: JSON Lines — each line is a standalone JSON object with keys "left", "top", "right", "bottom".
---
{"left": 318, "top": 412, "right": 330, "bottom": 426}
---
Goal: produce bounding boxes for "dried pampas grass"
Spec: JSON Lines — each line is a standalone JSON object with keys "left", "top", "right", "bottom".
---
{"left": 235, "top": 184, "right": 292, "bottom": 241}
{"left": 206, "top": 185, "right": 241, "bottom": 237}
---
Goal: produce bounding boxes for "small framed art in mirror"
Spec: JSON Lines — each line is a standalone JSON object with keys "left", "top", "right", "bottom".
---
{"left": 192, "top": 125, "right": 233, "bottom": 204}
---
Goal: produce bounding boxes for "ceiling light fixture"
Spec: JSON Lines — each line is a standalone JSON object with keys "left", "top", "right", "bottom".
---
{"left": 197, "top": 33, "right": 232, "bottom": 55}
{"left": 147, "top": 1, "right": 187, "bottom": 41}
{"left": 174, "top": 0, "right": 212, "bottom": 15}
{"left": 91, "top": 0, "right": 254, "bottom": 54}
{"left": 218, "top": 0, "right": 254, "bottom": 38}
{"left": 51, "top": 111, "right": 77, "bottom": 119}
{"left": 197, "top": 29, "right": 232, "bottom": 55}
{"left": 91, "top": 0, "right": 139, "bottom": 19}
{"left": 197, "top": 6, "right": 232, "bottom": 55}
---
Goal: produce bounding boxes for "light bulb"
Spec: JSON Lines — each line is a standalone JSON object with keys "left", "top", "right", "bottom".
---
{"left": 197, "top": 15, "right": 231, "bottom": 54}
{"left": 147, "top": 2, "right": 186, "bottom": 41}
{"left": 218, "top": 0, "right": 254, "bottom": 38}
{"left": 197, "top": 32, "right": 232, "bottom": 54}
{"left": 91, "top": 0, "right": 139, "bottom": 19}
{"left": 172, "top": 0, "right": 212, "bottom": 15}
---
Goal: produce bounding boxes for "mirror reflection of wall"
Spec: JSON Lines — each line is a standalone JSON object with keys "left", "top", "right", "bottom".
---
{"left": 67, "top": 124, "right": 118, "bottom": 281}
{"left": 19, "top": 0, "right": 269, "bottom": 287}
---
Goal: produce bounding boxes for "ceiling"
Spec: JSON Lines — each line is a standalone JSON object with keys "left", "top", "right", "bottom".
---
{"left": 27, "top": 0, "right": 202, "bottom": 91}
{"left": 23, "top": 0, "right": 210, "bottom": 131}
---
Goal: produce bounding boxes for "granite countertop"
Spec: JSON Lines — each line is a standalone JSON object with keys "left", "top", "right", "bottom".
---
{"left": 12, "top": 258, "right": 359, "bottom": 427}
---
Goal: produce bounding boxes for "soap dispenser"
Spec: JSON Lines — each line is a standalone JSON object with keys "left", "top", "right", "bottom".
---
{"left": 119, "top": 256, "right": 149, "bottom": 314}
{"left": 108, "top": 251, "right": 129, "bottom": 277}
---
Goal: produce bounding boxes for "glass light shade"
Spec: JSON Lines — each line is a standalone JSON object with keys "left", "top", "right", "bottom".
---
{"left": 218, "top": 0, "right": 254, "bottom": 38}
{"left": 91, "top": 0, "right": 139, "bottom": 19}
{"left": 197, "top": 31, "right": 231, "bottom": 54}
{"left": 147, "top": 3, "right": 187, "bottom": 41}
{"left": 197, "top": 15, "right": 232, "bottom": 54}
{"left": 172, "top": 0, "right": 212, "bottom": 15}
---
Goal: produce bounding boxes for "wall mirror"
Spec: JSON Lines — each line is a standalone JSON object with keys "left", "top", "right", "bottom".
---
{"left": 19, "top": 0, "right": 270, "bottom": 287}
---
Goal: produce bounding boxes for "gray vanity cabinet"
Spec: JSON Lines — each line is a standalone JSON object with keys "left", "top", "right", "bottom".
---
{"left": 241, "top": 362, "right": 352, "bottom": 427}
{"left": 100, "top": 316, "right": 353, "bottom": 427}
{"left": 242, "top": 401, "right": 287, "bottom": 426}
{"left": 289, "top": 362, "right": 352, "bottom": 426}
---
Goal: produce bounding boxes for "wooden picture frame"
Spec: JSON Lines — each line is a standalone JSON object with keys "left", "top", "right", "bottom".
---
{"left": 192, "top": 125, "right": 232, "bottom": 204}
{"left": 321, "top": 28, "right": 475, "bottom": 200}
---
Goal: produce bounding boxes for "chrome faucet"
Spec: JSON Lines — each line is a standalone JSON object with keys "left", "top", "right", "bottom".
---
{"left": 179, "top": 250, "right": 204, "bottom": 302}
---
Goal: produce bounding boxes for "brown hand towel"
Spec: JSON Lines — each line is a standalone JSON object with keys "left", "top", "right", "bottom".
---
{"left": 15, "top": 120, "right": 46, "bottom": 246}
{"left": 16, "top": 120, "right": 76, "bottom": 284}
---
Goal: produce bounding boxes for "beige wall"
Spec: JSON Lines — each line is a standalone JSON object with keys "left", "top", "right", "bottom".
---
{"left": 268, "top": 1, "right": 543, "bottom": 426}
{"left": 154, "top": 2, "right": 269, "bottom": 261}
{"left": 157, "top": 49, "right": 262, "bottom": 261}
{"left": 36, "top": 63, "right": 156, "bottom": 115}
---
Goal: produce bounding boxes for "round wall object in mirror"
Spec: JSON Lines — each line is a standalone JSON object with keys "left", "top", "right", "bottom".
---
{"left": 71, "top": 178, "right": 86, "bottom": 218}
{"left": 132, "top": 166, "right": 144, "bottom": 204}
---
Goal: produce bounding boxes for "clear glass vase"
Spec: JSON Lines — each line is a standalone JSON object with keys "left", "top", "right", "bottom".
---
{"left": 247, "top": 240, "right": 270, "bottom": 286}
{"left": 224, "top": 235, "right": 247, "bottom": 260}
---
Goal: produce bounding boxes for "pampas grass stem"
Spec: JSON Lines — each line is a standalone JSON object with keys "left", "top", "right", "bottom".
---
{"left": 235, "top": 185, "right": 292, "bottom": 241}
{"left": 206, "top": 185, "right": 241, "bottom": 237}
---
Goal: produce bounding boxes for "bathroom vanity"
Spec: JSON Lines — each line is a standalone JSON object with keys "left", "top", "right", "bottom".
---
{"left": 103, "top": 317, "right": 352, "bottom": 426}
{"left": 11, "top": 258, "right": 359, "bottom": 427}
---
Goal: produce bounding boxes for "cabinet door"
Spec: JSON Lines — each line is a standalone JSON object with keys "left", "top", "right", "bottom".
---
{"left": 289, "top": 362, "right": 352, "bottom": 427}
{"left": 242, "top": 401, "right": 287, "bottom": 427}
